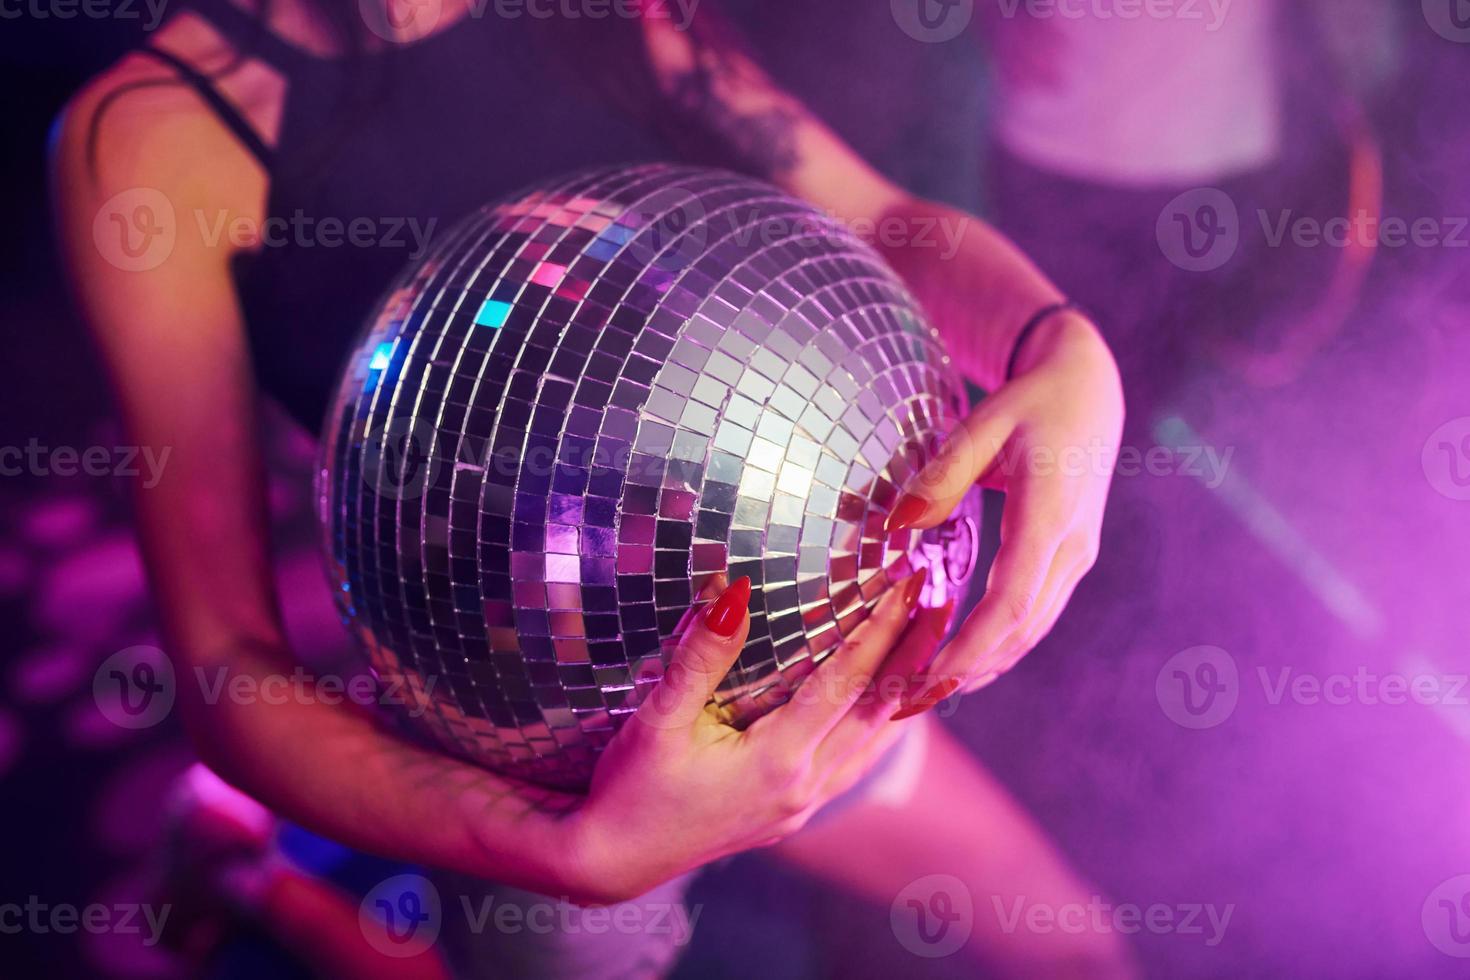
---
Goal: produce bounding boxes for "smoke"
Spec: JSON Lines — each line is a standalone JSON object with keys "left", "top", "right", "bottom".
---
{"left": 931, "top": 4, "right": 1470, "bottom": 975}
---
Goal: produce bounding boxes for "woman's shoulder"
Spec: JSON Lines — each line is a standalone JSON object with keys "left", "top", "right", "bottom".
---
{"left": 52, "top": 12, "right": 283, "bottom": 211}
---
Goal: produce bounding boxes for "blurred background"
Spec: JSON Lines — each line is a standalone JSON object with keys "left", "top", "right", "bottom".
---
{"left": 3, "top": 1, "right": 1470, "bottom": 976}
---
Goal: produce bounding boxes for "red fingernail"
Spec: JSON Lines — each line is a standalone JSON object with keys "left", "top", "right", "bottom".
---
{"left": 704, "top": 576, "right": 751, "bottom": 638}
{"left": 885, "top": 494, "right": 929, "bottom": 533}
{"left": 903, "top": 567, "right": 929, "bottom": 611}
{"left": 890, "top": 677, "right": 960, "bottom": 721}
{"left": 931, "top": 603, "right": 956, "bottom": 638}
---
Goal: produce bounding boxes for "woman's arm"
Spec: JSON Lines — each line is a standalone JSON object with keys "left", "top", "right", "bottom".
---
{"left": 639, "top": 13, "right": 1067, "bottom": 387}
{"left": 642, "top": 12, "right": 1125, "bottom": 697}
{"left": 51, "top": 55, "right": 586, "bottom": 897}
{"left": 52, "top": 44, "right": 950, "bottom": 904}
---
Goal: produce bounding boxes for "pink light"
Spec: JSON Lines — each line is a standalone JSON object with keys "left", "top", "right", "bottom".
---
{"left": 531, "top": 262, "right": 566, "bottom": 288}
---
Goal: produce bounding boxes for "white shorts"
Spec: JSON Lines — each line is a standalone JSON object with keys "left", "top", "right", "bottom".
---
{"left": 434, "top": 720, "right": 931, "bottom": 979}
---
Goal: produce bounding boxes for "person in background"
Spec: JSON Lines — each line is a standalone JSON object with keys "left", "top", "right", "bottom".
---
{"left": 979, "top": 0, "right": 1385, "bottom": 400}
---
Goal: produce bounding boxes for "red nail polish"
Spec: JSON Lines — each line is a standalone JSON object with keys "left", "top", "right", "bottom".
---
{"left": 885, "top": 494, "right": 929, "bottom": 533}
{"left": 890, "top": 677, "right": 960, "bottom": 721}
{"left": 903, "top": 567, "right": 929, "bottom": 611}
{"left": 930, "top": 603, "right": 956, "bottom": 638}
{"left": 888, "top": 701, "right": 934, "bottom": 722}
{"left": 704, "top": 577, "right": 751, "bottom": 638}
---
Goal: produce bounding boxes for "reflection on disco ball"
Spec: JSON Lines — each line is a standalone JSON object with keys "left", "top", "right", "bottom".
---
{"left": 318, "top": 164, "right": 982, "bottom": 789}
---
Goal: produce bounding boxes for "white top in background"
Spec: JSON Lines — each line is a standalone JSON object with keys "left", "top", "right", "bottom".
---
{"left": 991, "top": 0, "right": 1283, "bottom": 186}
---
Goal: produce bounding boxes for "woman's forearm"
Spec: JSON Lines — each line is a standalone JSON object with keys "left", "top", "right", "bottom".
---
{"left": 181, "top": 636, "right": 589, "bottom": 899}
{"left": 874, "top": 196, "right": 1069, "bottom": 392}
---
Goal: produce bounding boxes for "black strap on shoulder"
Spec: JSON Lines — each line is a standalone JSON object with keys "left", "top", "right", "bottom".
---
{"left": 135, "top": 45, "right": 277, "bottom": 172}
{"left": 184, "top": 0, "right": 315, "bottom": 75}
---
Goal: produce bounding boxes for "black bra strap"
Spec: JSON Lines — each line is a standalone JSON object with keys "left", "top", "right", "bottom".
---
{"left": 184, "top": 0, "right": 315, "bottom": 76}
{"left": 135, "top": 45, "right": 277, "bottom": 172}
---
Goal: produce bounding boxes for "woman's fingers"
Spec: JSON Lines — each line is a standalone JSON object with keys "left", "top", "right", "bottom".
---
{"left": 912, "top": 465, "right": 1073, "bottom": 695}
{"left": 752, "top": 569, "right": 927, "bottom": 750}
{"left": 984, "top": 541, "right": 1093, "bottom": 687}
{"left": 961, "top": 548, "right": 1079, "bottom": 694}
{"left": 801, "top": 609, "right": 951, "bottom": 822}
{"left": 813, "top": 602, "right": 952, "bottom": 768}
{"left": 635, "top": 577, "right": 752, "bottom": 730}
{"left": 871, "top": 602, "right": 955, "bottom": 716}
{"left": 885, "top": 392, "right": 1020, "bottom": 534}
{"left": 809, "top": 714, "right": 913, "bottom": 807}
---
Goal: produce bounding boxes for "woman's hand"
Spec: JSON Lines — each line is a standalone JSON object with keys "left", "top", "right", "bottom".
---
{"left": 563, "top": 573, "right": 952, "bottom": 904}
{"left": 888, "top": 311, "right": 1124, "bottom": 701}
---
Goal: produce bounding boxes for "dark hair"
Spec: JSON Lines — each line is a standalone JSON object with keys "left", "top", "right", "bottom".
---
{"left": 537, "top": 7, "right": 752, "bottom": 166}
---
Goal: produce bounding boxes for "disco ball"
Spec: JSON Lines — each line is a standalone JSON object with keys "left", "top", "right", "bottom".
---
{"left": 318, "top": 164, "right": 981, "bottom": 789}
